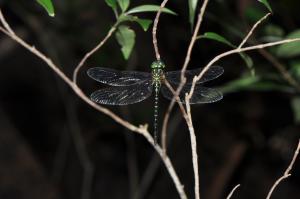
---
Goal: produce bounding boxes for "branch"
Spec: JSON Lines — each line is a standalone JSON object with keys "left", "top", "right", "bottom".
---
{"left": 161, "top": 0, "right": 210, "bottom": 156}
{"left": 266, "top": 139, "right": 300, "bottom": 199}
{"left": 73, "top": 22, "right": 118, "bottom": 84}
{"left": 0, "top": 9, "right": 187, "bottom": 199}
{"left": 152, "top": 0, "right": 169, "bottom": 60}
{"left": 161, "top": 79, "right": 188, "bottom": 151}
{"left": 180, "top": 1, "right": 210, "bottom": 199}
{"left": 226, "top": 184, "right": 241, "bottom": 199}
{"left": 187, "top": 37, "right": 300, "bottom": 101}
{"left": 238, "top": 13, "right": 271, "bottom": 48}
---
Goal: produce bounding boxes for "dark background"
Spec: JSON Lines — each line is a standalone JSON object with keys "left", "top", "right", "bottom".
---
{"left": 0, "top": 0, "right": 299, "bottom": 199}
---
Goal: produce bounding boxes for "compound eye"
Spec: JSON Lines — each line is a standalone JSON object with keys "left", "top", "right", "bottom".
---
{"left": 151, "top": 60, "right": 165, "bottom": 69}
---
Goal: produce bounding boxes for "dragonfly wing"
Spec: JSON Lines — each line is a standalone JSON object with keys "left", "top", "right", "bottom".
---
{"left": 161, "top": 84, "right": 222, "bottom": 104}
{"left": 90, "top": 80, "right": 153, "bottom": 105}
{"left": 87, "top": 67, "right": 152, "bottom": 86}
{"left": 165, "top": 66, "right": 224, "bottom": 85}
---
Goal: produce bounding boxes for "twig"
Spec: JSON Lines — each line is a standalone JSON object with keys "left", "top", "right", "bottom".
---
{"left": 135, "top": 110, "right": 182, "bottom": 199}
{"left": 258, "top": 48, "right": 300, "bottom": 91}
{"left": 161, "top": 0, "right": 210, "bottom": 154}
{"left": 161, "top": 79, "right": 188, "bottom": 151}
{"left": 181, "top": 0, "right": 209, "bottom": 78}
{"left": 187, "top": 38, "right": 300, "bottom": 101}
{"left": 226, "top": 184, "right": 241, "bottom": 199}
{"left": 266, "top": 139, "right": 300, "bottom": 199}
{"left": 238, "top": 13, "right": 271, "bottom": 49}
{"left": 0, "top": 9, "right": 187, "bottom": 199}
{"left": 179, "top": 1, "right": 211, "bottom": 199}
{"left": 73, "top": 23, "right": 118, "bottom": 84}
{"left": 152, "top": 0, "right": 169, "bottom": 60}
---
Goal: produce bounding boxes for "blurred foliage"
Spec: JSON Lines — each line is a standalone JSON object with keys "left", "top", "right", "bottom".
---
{"left": 188, "top": 0, "right": 198, "bottom": 27}
{"left": 276, "top": 30, "right": 300, "bottom": 58}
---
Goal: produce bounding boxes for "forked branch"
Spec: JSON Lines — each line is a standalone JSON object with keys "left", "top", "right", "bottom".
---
{"left": 0, "top": 9, "right": 187, "bottom": 199}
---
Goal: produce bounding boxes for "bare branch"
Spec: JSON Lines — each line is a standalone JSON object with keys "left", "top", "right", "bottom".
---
{"left": 73, "top": 23, "right": 118, "bottom": 84}
{"left": 161, "top": 0, "right": 210, "bottom": 155}
{"left": 152, "top": 0, "right": 169, "bottom": 60}
{"left": 0, "top": 9, "right": 187, "bottom": 199}
{"left": 266, "top": 139, "right": 300, "bottom": 199}
{"left": 226, "top": 184, "right": 241, "bottom": 199}
{"left": 161, "top": 79, "right": 188, "bottom": 151}
{"left": 238, "top": 13, "right": 271, "bottom": 48}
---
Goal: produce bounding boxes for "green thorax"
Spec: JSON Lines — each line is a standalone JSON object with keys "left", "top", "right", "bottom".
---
{"left": 151, "top": 60, "right": 165, "bottom": 86}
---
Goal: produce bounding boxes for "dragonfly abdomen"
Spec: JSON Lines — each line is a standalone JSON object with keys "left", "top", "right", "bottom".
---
{"left": 153, "top": 81, "right": 161, "bottom": 144}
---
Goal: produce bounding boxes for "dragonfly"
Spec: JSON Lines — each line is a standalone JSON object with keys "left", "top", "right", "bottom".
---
{"left": 87, "top": 60, "right": 224, "bottom": 142}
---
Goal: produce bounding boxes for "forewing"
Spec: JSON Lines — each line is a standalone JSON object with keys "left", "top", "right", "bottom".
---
{"left": 87, "top": 67, "right": 151, "bottom": 86}
{"left": 161, "top": 84, "right": 222, "bottom": 104}
{"left": 165, "top": 66, "right": 224, "bottom": 85}
{"left": 90, "top": 80, "right": 153, "bottom": 105}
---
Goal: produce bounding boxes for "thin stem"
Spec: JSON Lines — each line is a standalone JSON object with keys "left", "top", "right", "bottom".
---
{"left": 161, "top": 79, "right": 188, "bottom": 151}
{"left": 185, "top": 93, "right": 200, "bottom": 199}
{"left": 238, "top": 13, "right": 271, "bottom": 49}
{"left": 161, "top": 0, "right": 210, "bottom": 156}
{"left": 226, "top": 184, "right": 241, "bottom": 199}
{"left": 152, "top": 0, "right": 169, "bottom": 60}
{"left": 266, "top": 139, "right": 300, "bottom": 199}
{"left": 73, "top": 22, "right": 118, "bottom": 84}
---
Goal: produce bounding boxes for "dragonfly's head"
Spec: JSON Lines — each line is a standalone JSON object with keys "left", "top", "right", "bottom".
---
{"left": 151, "top": 60, "right": 165, "bottom": 70}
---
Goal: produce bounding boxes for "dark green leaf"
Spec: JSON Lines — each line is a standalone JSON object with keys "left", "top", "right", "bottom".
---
{"left": 263, "top": 24, "right": 285, "bottom": 37}
{"left": 133, "top": 18, "right": 152, "bottom": 31}
{"left": 117, "top": 0, "right": 130, "bottom": 12}
{"left": 276, "top": 30, "right": 300, "bottom": 58}
{"left": 289, "top": 59, "right": 300, "bottom": 79}
{"left": 197, "top": 32, "right": 235, "bottom": 48}
{"left": 291, "top": 97, "right": 300, "bottom": 124}
{"left": 220, "top": 75, "right": 291, "bottom": 93}
{"left": 239, "top": 53, "right": 255, "bottom": 76}
{"left": 119, "top": 15, "right": 152, "bottom": 31}
{"left": 257, "top": 0, "right": 273, "bottom": 13}
{"left": 245, "top": 6, "right": 266, "bottom": 23}
{"left": 188, "top": 0, "right": 198, "bottom": 27}
{"left": 126, "top": 5, "right": 176, "bottom": 15}
{"left": 36, "top": 0, "right": 55, "bottom": 17}
{"left": 105, "top": 0, "right": 117, "bottom": 9}
{"left": 220, "top": 76, "right": 260, "bottom": 93}
{"left": 115, "top": 25, "right": 135, "bottom": 60}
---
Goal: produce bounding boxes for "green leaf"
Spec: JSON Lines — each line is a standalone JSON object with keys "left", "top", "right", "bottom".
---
{"left": 188, "top": 0, "right": 198, "bottom": 27}
{"left": 117, "top": 0, "right": 130, "bottom": 12}
{"left": 119, "top": 15, "right": 152, "bottom": 31}
{"left": 276, "top": 30, "right": 300, "bottom": 58}
{"left": 126, "top": 5, "right": 176, "bottom": 15}
{"left": 291, "top": 97, "right": 300, "bottom": 124}
{"left": 36, "top": 0, "right": 55, "bottom": 17}
{"left": 257, "top": 0, "right": 273, "bottom": 13}
{"left": 197, "top": 32, "right": 235, "bottom": 48}
{"left": 105, "top": 0, "right": 117, "bottom": 9}
{"left": 115, "top": 25, "right": 135, "bottom": 60}
{"left": 133, "top": 18, "right": 152, "bottom": 31}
